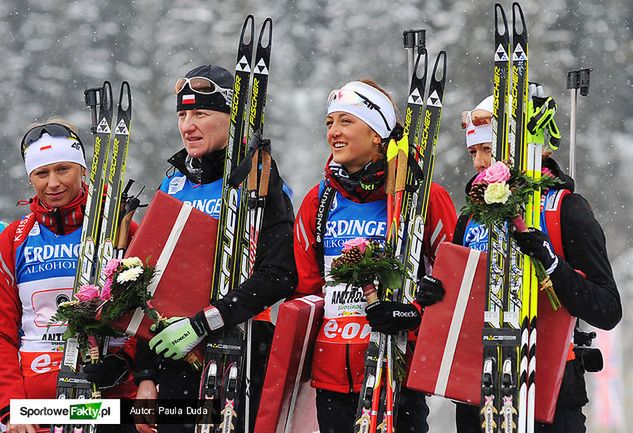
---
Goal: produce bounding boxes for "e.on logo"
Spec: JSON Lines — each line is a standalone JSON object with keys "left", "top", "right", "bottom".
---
{"left": 31, "top": 353, "right": 53, "bottom": 374}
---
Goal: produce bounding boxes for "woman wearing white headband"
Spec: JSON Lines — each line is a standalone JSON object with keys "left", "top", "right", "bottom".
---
{"left": 452, "top": 96, "right": 621, "bottom": 433}
{"left": 0, "top": 119, "right": 138, "bottom": 433}
{"left": 292, "top": 79, "right": 457, "bottom": 433}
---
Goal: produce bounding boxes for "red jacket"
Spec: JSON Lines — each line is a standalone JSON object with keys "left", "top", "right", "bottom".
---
{"left": 294, "top": 175, "right": 456, "bottom": 393}
{"left": 0, "top": 191, "right": 137, "bottom": 424}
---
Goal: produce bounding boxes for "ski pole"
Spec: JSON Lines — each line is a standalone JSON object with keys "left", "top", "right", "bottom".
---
{"left": 566, "top": 68, "right": 591, "bottom": 180}
{"left": 403, "top": 29, "right": 425, "bottom": 88}
{"left": 84, "top": 86, "right": 103, "bottom": 135}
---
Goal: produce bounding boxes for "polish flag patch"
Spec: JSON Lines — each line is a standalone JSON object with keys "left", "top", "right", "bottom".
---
{"left": 467, "top": 128, "right": 475, "bottom": 135}
{"left": 39, "top": 144, "right": 53, "bottom": 150}
{"left": 182, "top": 94, "right": 196, "bottom": 104}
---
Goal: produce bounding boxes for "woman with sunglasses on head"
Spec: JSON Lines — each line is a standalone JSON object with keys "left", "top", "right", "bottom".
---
{"left": 293, "top": 80, "right": 457, "bottom": 433}
{"left": 133, "top": 64, "right": 296, "bottom": 433}
{"left": 0, "top": 119, "right": 138, "bottom": 433}
{"left": 453, "top": 96, "right": 621, "bottom": 433}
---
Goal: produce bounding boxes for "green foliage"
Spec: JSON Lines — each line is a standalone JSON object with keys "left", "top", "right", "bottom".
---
{"left": 328, "top": 241, "right": 407, "bottom": 291}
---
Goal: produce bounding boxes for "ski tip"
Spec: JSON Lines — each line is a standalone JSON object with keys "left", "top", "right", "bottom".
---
{"left": 240, "top": 15, "right": 255, "bottom": 45}
{"left": 102, "top": 81, "right": 113, "bottom": 113}
{"left": 257, "top": 17, "right": 273, "bottom": 49}
{"left": 118, "top": 81, "right": 132, "bottom": 113}
{"left": 512, "top": 2, "right": 527, "bottom": 36}
{"left": 494, "top": 3, "right": 509, "bottom": 36}
{"left": 431, "top": 51, "right": 447, "bottom": 85}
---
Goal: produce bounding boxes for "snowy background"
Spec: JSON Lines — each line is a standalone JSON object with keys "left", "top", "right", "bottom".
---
{"left": 0, "top": 1, "right": 630, "bottom": 431}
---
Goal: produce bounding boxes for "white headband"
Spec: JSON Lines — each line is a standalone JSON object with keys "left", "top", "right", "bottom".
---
{"left": 466, "top": 119, "right": 493, "bottom": 148}
{"left": 24, "top": 133, "right": 86, "bottom": 175}
{"left": 326, "top": 81, "right": 396, "bottom": 139}
{"left": 466, "top": 95, "right": 494, "bottom": 148}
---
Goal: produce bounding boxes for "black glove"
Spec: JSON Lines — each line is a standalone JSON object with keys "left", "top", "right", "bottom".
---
{"left": 513, "top": 229, "right": 559, "bottom": 273}
{"left": 416, "top": 275, "right": 445, "bottom": 307}
{"left": 83, "top": 352, "right": 132, "bottom": 390}
{"left": 365, "top": 301, "right": 421, "bottom": 335}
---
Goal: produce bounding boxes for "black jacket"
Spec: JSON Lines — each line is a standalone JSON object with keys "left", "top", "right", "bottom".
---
{"left": 135, "top": 147, "right": 296, "bottom": 383}
{"left": 454, "top": 157, "right": 621, "bottom": 330}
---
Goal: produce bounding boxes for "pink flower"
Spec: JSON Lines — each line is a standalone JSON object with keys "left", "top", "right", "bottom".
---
{"left": 100, "top": 279, "right": 112, "bottom": 301}
{"left": 104, "top": 259, "right": 122, "bottom": 280}
{"left": 342, "top": 237, "right": 369, "bottom": 254}
{"left": 541, "top": 167, "right": 554, "bottom": 178}
{"left": 483, "top": 161, "right": 511, "bottom": 183}
{"left": 472, "top": 170, "right": 487, "bottom": 185}
{"left": 75, "top": 284, "right": 101, "bottom": 302}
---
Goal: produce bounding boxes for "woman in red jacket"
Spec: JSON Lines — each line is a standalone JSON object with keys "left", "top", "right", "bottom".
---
{"left": 0, "top": 120, "right": 137, "bottom": 433}
{"left": 293, "top": 79, "right": 457, "bottom": 433}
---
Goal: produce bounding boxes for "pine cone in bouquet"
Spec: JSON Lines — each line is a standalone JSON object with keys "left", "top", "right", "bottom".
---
{"left": 331, "top": 245, "right": 364, "bottom": 268}
{"left": 469, "top": 182, "right": 487, "bottom": 205}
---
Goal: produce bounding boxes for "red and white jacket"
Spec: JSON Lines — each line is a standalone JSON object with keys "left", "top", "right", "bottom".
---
{"left": 293, "top": 173, "right": 457, "bottom": 393}
{"left": 0, "top": 192, "right": 137, "bottom": 424}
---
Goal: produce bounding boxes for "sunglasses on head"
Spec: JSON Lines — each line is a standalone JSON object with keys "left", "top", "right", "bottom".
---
{"left": 174, "top": 76, "right": 232, "bottom": 99}
{"left": 327, "top": 88, "right": 391, "bottom": 132}
{"left": 20, "top": 123, "right": 83, "bottom": 159}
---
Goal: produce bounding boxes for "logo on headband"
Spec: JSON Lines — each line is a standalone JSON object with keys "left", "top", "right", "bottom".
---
{"left": 182, "top": 94, "right": 196, "bottom": 105}
{"left": 39, "top": 144, "right": 53, "bottom": 151}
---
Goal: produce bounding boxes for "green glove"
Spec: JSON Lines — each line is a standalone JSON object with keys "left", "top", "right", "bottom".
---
{"left": 149, "top": 317, "right": 206, "bottom": 360}
{"left": 148, "top": 306, "right": 225, "bottom": 360}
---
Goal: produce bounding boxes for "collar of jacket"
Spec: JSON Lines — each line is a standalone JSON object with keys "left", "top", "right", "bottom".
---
{"left": 167, "top": 148, "right": 227, "bottom": 185}
{"left": 323, "top": 155, "right": 386, "bottom": 204}
{"left": 26, "top": 183, "right": 88, "bottom": 235}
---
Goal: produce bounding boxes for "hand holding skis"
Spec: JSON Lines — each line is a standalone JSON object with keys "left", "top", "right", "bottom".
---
{"left": 415, "top": 275, "right": 445, "bottom": 307}
{"left": 149, "top": 305, "right": 224, "bottom": 360}
{"left": 512, "top": 229, "right": 559, "bottom": 274}
{"left": 365, "top": 301, "right": 421, "bottom": 334}
{"left": 83, "top": 352, "right": 133, "bottom": 389}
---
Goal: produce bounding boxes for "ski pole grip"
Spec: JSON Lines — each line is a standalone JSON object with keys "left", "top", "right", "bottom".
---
{"left": 362, "top": 283, "right": 379, "bottom": 304}
{"left": 566, "top": 68, "right": 592, "bottom": 96}
{"left": 403, "top": 30, "right": 417, "bottom": 48}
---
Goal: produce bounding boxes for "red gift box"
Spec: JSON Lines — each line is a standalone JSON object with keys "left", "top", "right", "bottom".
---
{"left": 111, "top": 190, "right": 217, "bottom": 342}
{"left": 407, "top": 242, "right": 574, "bottom": 423}
{"left": 254, "top": 295, "right": 323, "bottom": 433}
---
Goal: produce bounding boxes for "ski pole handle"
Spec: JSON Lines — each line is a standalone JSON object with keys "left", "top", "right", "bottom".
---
{"left": 363, "top": 283, "right": 379, "bottom": 304}
{"left": 84, "top": 86, "right": 103, "bottom": 134}
{"left": 566, "top": 68, "right": 592, "bottom": 180}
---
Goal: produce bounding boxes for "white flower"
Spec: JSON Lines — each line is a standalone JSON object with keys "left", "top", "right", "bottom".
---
{"left": 484, "top": 182, "right": 511, "bottom": 204}
{"left": 58, "top": 300, "right": 78, "bottom": 308}
{"left": 117, "top": 267, "right": 144, "bottom": 283}
{"left": 122, "top": 257, "right": 143, "bottom": 268}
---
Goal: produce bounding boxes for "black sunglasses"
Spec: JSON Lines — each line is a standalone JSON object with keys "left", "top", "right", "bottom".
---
{"left": 20, "top": 123, "right": 84, "bottom": 160}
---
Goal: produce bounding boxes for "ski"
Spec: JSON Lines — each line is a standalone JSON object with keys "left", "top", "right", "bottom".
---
{"left": 53, "top": 82, "right": 132, "bottom": 433}
{"left": 200, "top": 15, "right": 273, "bottom": 433}
{"left": 353, "top": 48, "right": 447, "bottom": 433}
{"left": 481, "top": 3, "right": 530, "bottom": 433}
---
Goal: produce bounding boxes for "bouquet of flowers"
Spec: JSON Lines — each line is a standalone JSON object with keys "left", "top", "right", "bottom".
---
{"left": 49, "top": 284, "right": 120, "bottom": 353}
{"left": 461, "top": 161, "right": 561, "bottom": 310}
{"left": 328, "top": 238, "right": 407, "bottom": 297}
{"left": 462, "top": 161, "right": 559, "bottom": 226}
{"left": 49, "top": 257, "right": 160, "bottom": 350}
{"left": 97, "top": 257, "right": 161, "bottom": 324}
